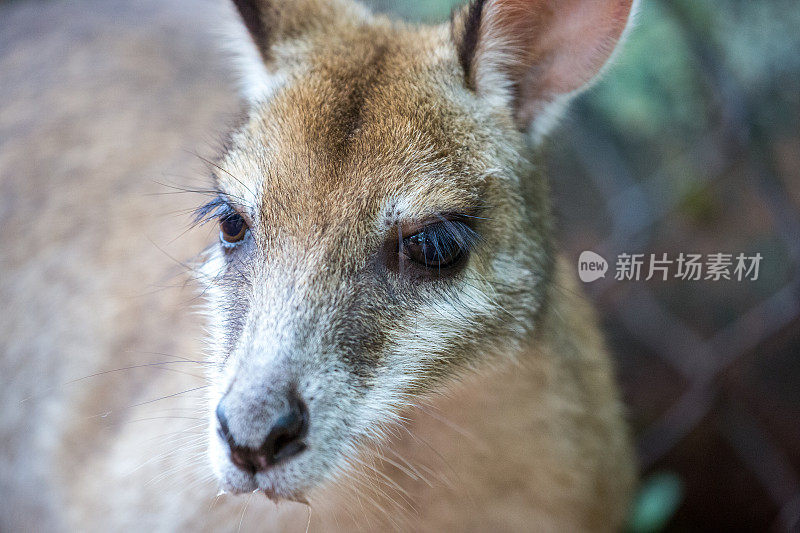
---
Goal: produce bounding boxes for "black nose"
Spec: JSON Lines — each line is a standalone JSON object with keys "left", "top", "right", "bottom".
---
{"left": 216, "top": 395, "right": 309, "bottom": 473}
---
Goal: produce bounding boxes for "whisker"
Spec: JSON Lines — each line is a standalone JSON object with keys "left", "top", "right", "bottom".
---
{"left": 190, "top": 151, "right": 258, "bottom": 200}
{"left": 86, "top": 385, "right": 210, "bottom": 420}
{"left": 20, "top": 360, "right": 208, "bottom": 404}
{"left": 237, "top": 491, "right": 255, "bottom": 533}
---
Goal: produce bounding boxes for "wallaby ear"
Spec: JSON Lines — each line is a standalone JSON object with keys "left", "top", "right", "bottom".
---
{"left": 452, "top": 0, "right": 637, "bottom": 141}
{"left": 230, "top": 0, "right": 274, "bottom": 63}
{"left": 231, "top": 0, "right": 349, "bottom": 62}
{"left": 226, "top": 0, "right": 368, "bottom": 101}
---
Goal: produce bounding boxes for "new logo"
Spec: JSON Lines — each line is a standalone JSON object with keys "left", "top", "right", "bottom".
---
{"left": 578, "top": 251, "right": 608, "bottom": 283}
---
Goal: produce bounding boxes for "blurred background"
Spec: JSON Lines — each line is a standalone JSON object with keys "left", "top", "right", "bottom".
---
{"left": 2, "top": 0, "right": 798, "bottom": 531}
{"left": 374, "top": 1, "right": 800, "bottom": 531}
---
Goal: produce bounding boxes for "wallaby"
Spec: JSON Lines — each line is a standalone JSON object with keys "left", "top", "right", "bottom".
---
{"left": 0, "top": 0, "right": 637, "bottom": 531}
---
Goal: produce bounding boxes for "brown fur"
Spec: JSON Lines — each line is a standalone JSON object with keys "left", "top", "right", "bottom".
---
{"left": 0, "top": 0, "right": 636, "bottom": 531}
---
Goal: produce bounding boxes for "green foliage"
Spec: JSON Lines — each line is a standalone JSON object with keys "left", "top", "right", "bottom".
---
{"left": 677, "top": 180, "right": 721, "bottom": 225}
{"left": 627, "top": 472, "right": 685, "bottom": 533}
{"left": 590, "top": 1, "right": 708, "bottom": 140}
{"left": 367, "top": 0, "right": 461, "bottom": 22}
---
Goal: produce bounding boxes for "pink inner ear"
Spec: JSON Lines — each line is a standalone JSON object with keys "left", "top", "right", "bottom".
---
{"left": 540, "top": 0, "right": 634, "bottom": 94}
{"left": 484, "top": 0, "right": 633, "bottom": 96}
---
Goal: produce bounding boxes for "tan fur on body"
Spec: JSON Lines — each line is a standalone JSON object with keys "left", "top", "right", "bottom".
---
{"left": 0, "top": 0, "right": 635, "bottom": 531}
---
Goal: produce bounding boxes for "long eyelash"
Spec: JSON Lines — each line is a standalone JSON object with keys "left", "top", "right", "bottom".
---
{"left": 420, "top": 217, "right": 481, "bottom": 262}
{"left": 192, "top": 195, "right": 236, "bottom": 227}
{"left": 433, "top": 216, "right": 481, "bottom": 249}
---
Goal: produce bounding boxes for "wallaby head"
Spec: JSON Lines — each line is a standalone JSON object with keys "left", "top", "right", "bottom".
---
{"left": 198, "top": 0, "right": 636, "bottom": 501}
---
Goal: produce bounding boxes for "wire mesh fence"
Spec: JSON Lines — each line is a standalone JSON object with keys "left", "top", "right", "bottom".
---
{"left": 544, "top": 1, "right": 800, "bottom": 530}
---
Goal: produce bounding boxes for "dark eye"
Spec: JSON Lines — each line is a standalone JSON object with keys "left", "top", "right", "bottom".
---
{"left": 219, "top": 213, "right": 248, "bottom": 245}
{"left": 402, "top": 221, "right": 473, "bottom": 270}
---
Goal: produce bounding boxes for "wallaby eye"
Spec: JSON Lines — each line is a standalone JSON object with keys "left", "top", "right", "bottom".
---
{"left": 219, "top": 213, "right": 248, "bottom": 245}
{"left": 402, "top": 221, "right": 472, "bottom": 270}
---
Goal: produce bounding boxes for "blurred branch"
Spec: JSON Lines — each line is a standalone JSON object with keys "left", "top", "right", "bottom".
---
{"left": 666, "top": 0, "right": 800, "bottom": 267}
